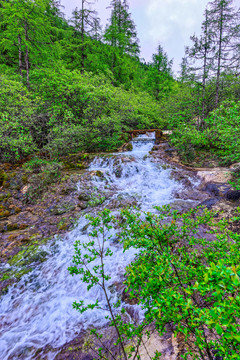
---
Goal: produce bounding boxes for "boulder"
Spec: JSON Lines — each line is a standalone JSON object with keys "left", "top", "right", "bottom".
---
{"left": 197, "top": 198, "right": 220, "bottom": 210}
{"left": 50, "top": 201, "right": 76, "bottom": 215}
{"left": 226, "top": 190, "right": 240, "bottom": 201}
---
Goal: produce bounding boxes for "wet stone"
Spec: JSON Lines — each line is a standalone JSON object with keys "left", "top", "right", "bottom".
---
{"left": 197, "top": 198, "right": 220, "bottom": 210}
{"left": 226, "top": 190, "right": 240, "bottom": 201}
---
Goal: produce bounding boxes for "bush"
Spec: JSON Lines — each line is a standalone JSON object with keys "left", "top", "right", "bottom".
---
{"left": 69, "top": 206, "right": 240, "bottom": 359}
{"left": 170, "top": 101, "right": 240, "bottom": 165}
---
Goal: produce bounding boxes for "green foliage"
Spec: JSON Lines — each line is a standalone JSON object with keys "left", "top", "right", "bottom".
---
{"left": 69, "top": 207, "right": 240, "bottom": 359}
{"left": 120, "top": 206, "right": 240, "bottom": 359}
{"left": 170, "top": 101, "right": 240, "bottom": 165}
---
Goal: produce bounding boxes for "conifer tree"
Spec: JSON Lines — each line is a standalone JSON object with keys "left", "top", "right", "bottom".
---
{"left": 0, "top": 0, "right": 56, "bottom": 88}
{"left": 147, "top": 44, "right": 173, "bottom": 100}
{"left": 208, "top": 0, "right": 240, "bottom": 106}
{"left": 71, "top": 0, "right": 101, "bottom": 72}
{"left": 186, "top": 9, "right": 214, "bottom": 121}
{"left": 104, "top": 0, "right": 140, "bottom": 57}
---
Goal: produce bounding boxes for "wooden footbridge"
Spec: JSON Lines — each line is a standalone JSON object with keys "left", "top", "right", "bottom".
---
{"left": 125, "top": 129, "right": 163, "bottom": 144}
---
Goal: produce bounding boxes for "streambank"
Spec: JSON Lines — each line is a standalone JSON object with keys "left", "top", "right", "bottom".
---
{"left": 0, "top": 133, "right": 238, "bottom": 359}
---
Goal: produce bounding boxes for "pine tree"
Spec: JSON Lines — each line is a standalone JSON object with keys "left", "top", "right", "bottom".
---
{"left": 208, "top": 0, "right": 240, "bottom": 106}
{"left": 104, "top": 0, "right": 140, "bottom": 57}
{"left": 147, "top": 44, "right": 173, "bottom": 100}
{"left": 186, "top": 9, "right": 214, "bottom": 121}
{"left": 104, "top": 0, "right": 140, "bottom": 84}
{"left": 71, "top": 0, "right": 101, "bottom": 72}
{"left": 0, "top": 0, "right": 56, "bottom": 88}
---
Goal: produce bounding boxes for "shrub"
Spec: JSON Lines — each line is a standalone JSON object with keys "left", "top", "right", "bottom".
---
{"left": 69, "top": 206, "right": 240, "bottom": 359}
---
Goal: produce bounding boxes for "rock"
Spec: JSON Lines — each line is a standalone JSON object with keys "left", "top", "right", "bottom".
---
{"left": 155, "top": 130, "right": 163, "bottom": 144}
{"left": 21, "top": 185, "right": 30, "bottom": 194}
{"left": 170, "top": 200, "right": 196, "bottom": 212}
{"left": 226, "top": 190, "right": 240, "bottom": 201}
{"left": 114, "top": 165, "right": 122, "bottom": 178}
{"left": 129, "top": 330, "right": 177, "bottom": 360}
{"left": 197, "top": 168, "right": 231, "bottom": 183}
{"left": 119, "top": 142, "right": 134, "bottom": 152}
{"left": 165, "top": 148, "right": 178, "bottom": 157}
{"left": 51, "top": 201, "right": 76, "bottom": 215}
{"left": 78, "top": 201, "right": 88, "bottom": 210}
{"left": 204, "top": 183, "right": 220, "bottom": 197}
{"left": 197, "top": 198, "right": 220, "bottom": 210}
{"left": 78, "top": 192, "right": 91, "bottom": 201}
{"left": 108, "top": 194, "right": 138, "bottom": 210}
{"left": 151, "top": 145, "right": 160, "bottom": 151}
{"left": 60, "top": 187, "right": 76, "bottom": 195}
{"left": 203, "top": 182, "right": 232, "bottom": 197}
{"left": 230, "top": 162, "right": 240, "bottom": 172}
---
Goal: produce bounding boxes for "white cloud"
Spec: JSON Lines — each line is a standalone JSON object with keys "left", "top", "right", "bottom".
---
{"left": 146, "top": 0, "right": 208, "bottom": 42}
{"left": 61, "top": 0, "right": 211, "bottom": 71}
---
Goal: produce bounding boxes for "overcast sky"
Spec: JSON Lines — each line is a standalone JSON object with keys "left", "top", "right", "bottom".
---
{"left": 60, "top": 0, "right": 211, "bottom": 73}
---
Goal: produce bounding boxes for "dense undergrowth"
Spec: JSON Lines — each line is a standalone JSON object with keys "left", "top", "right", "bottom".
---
{"left": 0, "top": 70, "right": 164, "bottom": 163}
{"left": 70, "top": 207, "right": 240, "bottom": 360}
{"left": 170, "top": 101, "right": 240, "bottom": 166}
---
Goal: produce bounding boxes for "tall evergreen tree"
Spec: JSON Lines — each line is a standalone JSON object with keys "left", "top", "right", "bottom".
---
{"left": 71, "top": 0, "right": 101, "bottom": 72}
{"left": 0, "top": 0, "right": 56, "bottom": 88}
{"left": 208, "top": 0, "right": 240, "bottom": 106}
{"left": 186, "top": 9, "right": 214, "bottom": 121}
{"left": 104, "top": 0, "right": 140, "bottom": 56}
{"left": 147, "top": 44, "right": 173, "bottom": 100}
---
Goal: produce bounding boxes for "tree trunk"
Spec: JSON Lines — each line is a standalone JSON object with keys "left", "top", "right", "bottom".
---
{"left": 81, "top": 0, "right": 85, "bottom": 73}
{"left": 24, "top": 22, "right": 30, "bottom": 89}
{"left": 201, "top": 10, "right": 209, "bottom": 124}
{"left": 215, "top": 3, "right": 223, "bottom": 107}
{"left": 18, "top": 34, "right": 23, "bottom": 78}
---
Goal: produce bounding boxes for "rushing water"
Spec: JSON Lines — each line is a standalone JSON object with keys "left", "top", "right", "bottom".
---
{"left": 0, "top": 133, "right": 182, "bottom": 359}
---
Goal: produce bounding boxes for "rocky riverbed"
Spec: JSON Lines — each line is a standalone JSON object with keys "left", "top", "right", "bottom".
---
{"left": 0, "top": 134, "right": 239, "bottom": 360}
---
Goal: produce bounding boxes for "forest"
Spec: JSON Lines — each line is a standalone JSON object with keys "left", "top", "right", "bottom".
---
{"left": 0, "top": 0, "right": 239, "bottom": 168}
{"left": 0, "top": 0, "right": 240, "bottom": 359}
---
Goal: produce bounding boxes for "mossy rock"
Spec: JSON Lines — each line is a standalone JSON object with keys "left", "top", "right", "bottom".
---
{"left": 21, "top": 174, "right": 28, "bottom": 184}
{"left": 96, "top": 170, "right": 104, "bottom": 178}
{"left": 5, "top": 223, "right": 19, "bottom": 232}
{"left": 0, "top": 170, "right": 8, "bottom": 187}
{"left": 126, "top": 143, "right": 133, "bottom": 151}
{"left": 0, "top": 192, "right": 11, "bottom": 202}
{"left": 51, "top": 201, "right": 75, "bottom": 215}
{"left": 0, "top": 207, "right": 10, "bottom": 218}
{"left": 78, "top": 192, "right": 91, "bottom": 201}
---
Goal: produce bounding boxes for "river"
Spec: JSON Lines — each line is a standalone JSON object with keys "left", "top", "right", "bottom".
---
{"left": 0, "top": 133, "right": 197, "bottom": 359}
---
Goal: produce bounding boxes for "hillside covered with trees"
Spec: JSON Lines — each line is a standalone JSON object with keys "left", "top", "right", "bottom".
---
{"left": 0, "top": 1, "right": 240, "bottom": 360}
{"left": 1, "top": 0, "right": 239, "bottom": 167}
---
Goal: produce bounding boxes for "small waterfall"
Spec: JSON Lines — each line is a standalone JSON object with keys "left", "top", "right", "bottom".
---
{"left": 0, "top": 133, "right": 181, "bottom": 359}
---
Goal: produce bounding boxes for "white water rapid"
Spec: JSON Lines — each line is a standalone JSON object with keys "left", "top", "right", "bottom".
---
{"left": 0, "top": 133, "right": 182, "bottom": 359}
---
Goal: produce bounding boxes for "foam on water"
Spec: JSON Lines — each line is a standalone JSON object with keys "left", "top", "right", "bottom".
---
{"left": 0, "top": 133, "right": 181, "bottom": 359}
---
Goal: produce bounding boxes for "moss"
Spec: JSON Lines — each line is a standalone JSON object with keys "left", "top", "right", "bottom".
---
{"left": 96, "top": 170, "right": 104, "bottom": 178}
{"left": 0, "top": 192, "right": 11, "bottom": 201}
{"left": 14, "top": 267, "right": 33, "bottom": 280}
{"left": 0, "top": 209, "right": 10, "bottom": 218}
{"left": 6, "top": 224, "right": 19, "bottom": 232}
{"left": 0, "top": 170, "right": 8, "bottom": 187}
{"left": 57, "top": 219, "right": 68, "bottom": 230}
{"left": 8, "top": 239, "right": 49, "bottom": 267}
{"left": 2, "top": 223, "right": 28, "bottom": 232}
{"left": 22, "top": 175, "right": 28, "bottom": 184}
{"left": 0, "top": 274, "right": 10, "bottom": 281}
{"left": 0, "top": 286, "right": 9, "bottom": 296}
{"left": 126, "top": 143, "right": 133, "bottom": 151}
